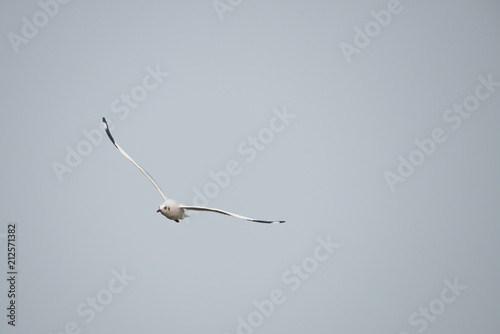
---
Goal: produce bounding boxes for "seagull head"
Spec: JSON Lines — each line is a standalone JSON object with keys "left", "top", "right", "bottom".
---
{"left": 156, "top": 203, "right": 168, "bottom": 214}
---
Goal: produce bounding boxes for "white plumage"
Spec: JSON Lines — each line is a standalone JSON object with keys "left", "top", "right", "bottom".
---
{"left": 102, "top": 118, "right": 285, "bottom": 224}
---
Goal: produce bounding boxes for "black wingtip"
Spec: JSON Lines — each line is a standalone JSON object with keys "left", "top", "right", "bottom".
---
{"left": 102, "top": 117, "right": 116, "bottom": 145}
{"left": 252, "top": 219, "right": 286, "bottom": 224}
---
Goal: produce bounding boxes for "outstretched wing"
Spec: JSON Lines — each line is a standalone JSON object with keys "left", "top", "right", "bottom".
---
{"left": 179, "top": 205, "right": 285, "bottom": 224}
{"left": 102, "top": 117, "right": 167, "bottom": 201}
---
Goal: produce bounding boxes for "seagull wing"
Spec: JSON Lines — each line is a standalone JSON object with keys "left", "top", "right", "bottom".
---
{"left": 179, "top": 205, "right": 285, "bottom": 224}
{"left": 102, "top": 117, "right": 167, "bottom": 201}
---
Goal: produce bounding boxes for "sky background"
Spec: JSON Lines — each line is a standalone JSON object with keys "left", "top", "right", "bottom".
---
{"left": 1, "top": 0, "right": 500, "bottom": 333}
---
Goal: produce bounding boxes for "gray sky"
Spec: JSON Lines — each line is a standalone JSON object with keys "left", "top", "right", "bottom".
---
{"left": 1, "top": 1, "right": 500, "bottom": 333}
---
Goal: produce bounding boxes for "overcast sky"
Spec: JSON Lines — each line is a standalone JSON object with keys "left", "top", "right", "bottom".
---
{"left": 1, "top": 1, "right": 500, "bottom": 333}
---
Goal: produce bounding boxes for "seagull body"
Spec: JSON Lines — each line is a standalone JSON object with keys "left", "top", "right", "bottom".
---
{"left": 156, "top": 199, "right": 188, "bottom": 222}
{"left": 102, "top": 118, "right": 284, "bottom": 224}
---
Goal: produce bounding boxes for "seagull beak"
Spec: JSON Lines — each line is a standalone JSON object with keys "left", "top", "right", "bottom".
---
{"left": 156, "top": 209, "right": 161, "bottom": 213}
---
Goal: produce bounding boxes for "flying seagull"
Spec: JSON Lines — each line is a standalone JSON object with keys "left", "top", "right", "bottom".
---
{"left": 102, "top": 118, "right": 285, "bottom": 224}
